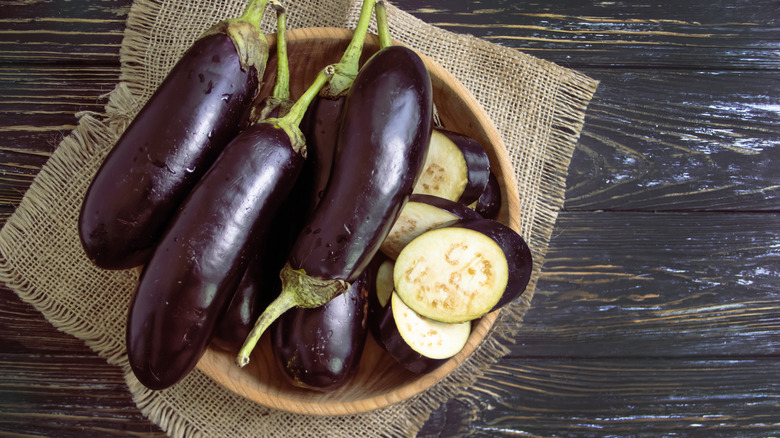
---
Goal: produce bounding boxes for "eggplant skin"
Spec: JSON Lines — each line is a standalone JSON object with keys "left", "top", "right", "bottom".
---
{"left": 438, "top": 129, "right": 491, "bottom": 206}
{"left": 290, "top": 45, "right": 433, "bottom": 282}
{"left": 298, "top": 95, "right": 345, "bottom": 215}
{"left": 126, "top": 123, "right": 303, "bottom": 390}
{"left": 79, "top": 33, "right": 259, "bottom": 270}
{"left": 272, "top": 271, "right": 371, "bottom": 391}
{"left": 475, "top": 171, "right": 501, "bottom": 220}
{"left": 377, "top": 299, "right": 445, "bottom": 374}
{"left": 453, "top": 218, "right": 533, "bottom": 310}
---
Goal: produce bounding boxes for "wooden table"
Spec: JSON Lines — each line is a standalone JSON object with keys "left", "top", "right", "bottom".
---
{"left": 1, "top": 0, "right": 778, "bottom": 435}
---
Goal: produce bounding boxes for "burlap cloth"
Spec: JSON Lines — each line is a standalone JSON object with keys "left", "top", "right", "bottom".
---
{"left": 0, "top": 0, "right": 597, "bottom": 436}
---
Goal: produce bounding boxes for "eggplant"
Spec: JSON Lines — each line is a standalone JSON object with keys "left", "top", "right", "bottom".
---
{"left": 238, "top": 44, "right": 434, "bottom": 367}
{"left": 376, "top": 292, "right": 469, "bottom": 374}
{"left": 79, "top": 0, "right": 270, "bottom": 270}
{"left": 211, "top": 3, "right": 297, "bottom": 355}
{"left": 412, "top": 128, "right": 491, "bottom": 206}
{"left": 210, "top": 253, "right": 279, "bottom": 354}
{"left": 126, "top": 65, "right": 333, "bottom": 390}
{"left": 380, "top": 193, "right": 481, "bottom": 259}
{"left": 272, "top": 269, "right": 371, "bottom": 391}
{"left": 366, "top": 254, "right": 394, "bottom": 343}
{"left": 393, "top": 217, "right": 533, "bottom": 324}
{"left": 298, "top": 0, "right": 378, "bottom": 215}
{"left": 474, "top": 171, "right": 502, "bottom": 220}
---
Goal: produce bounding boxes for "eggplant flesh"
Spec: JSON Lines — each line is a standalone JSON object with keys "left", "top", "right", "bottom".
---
{"left": 126, "top": 123, "right": 303, "bottom": 390}
{"left": 453, "top": 218, "right": 533, "bottom": 311}
{"left": 289, "top": 45, "right": 433, "bottom": 283}
{"left": 440, "top": 129, "right": 491, "bottom": 206}
{"left": 79, "top": 33, "right": 259, "bottom": 270}
{"left": 380, "top": 194, "right": 481, "bottom": 259}
{"left": 272, "top": 271, "right": 371, "bottom": 391}
{"left": 377, "top": 297, "right": 446, "bottom": 374}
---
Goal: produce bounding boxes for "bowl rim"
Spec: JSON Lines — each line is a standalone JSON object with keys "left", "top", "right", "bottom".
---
{"left": 196, "top": 27, "right": 521, "bottom": 416}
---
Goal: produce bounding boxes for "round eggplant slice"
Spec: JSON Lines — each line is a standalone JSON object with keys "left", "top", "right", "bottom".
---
{"left": 394, "top": 225, "right": 509, "bottom": 323}
{"left": 412, "top": 129, "right": 490, "bottom": 206}
{"left": 391, "top": 292, "right": 470, "bottom": 360}
{"left": 377, "top": 295, "right": 444, "bottom": 374}
{"left": 381, "top": 194, "right": 480, "bottom": 259}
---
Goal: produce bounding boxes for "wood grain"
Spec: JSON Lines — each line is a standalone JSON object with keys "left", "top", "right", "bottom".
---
{"left": 392, "top": 0, "right": 780, "bottom": 69}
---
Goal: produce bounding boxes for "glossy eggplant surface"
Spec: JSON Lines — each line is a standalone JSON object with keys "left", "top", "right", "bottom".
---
{"left": 272, "top": 269, "right": 371, "bottom": 391}
{"left": 126, "top": 122, "right": 303, "bottom": 390}
{"left": 79, "top": 32, "right": 260, "bottom": 270}
{"left": 288, "top": 45, "right": 433, "bottom": 283}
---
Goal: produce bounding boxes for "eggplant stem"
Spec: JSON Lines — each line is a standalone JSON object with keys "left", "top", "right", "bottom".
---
{"left": 239, "top": 0, "right": 270, "bottom": 28}
{"left": 271, "top": 1, "right": 290, "bottom": 101}
{"left": 375, "top": 1, "right": 392, "bottom": 49}
{"left": 236, "top": 291, "right": 294, "bottom": 368}
{"left": 265, "top": 65, "right": 334, "bottom": 154}
{"left": 322, "top": 0, "right": 376, "bottom": 98}
{"left": 236, "top": 263, "right": 350, "bottom": 367}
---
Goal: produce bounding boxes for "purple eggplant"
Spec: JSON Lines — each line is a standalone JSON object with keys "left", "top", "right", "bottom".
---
{"left": 79, "top": 0, "right": 271, "bottom": 270}
{"left": 297, "top": 0, "right": 378, "bottom": 215}
{"left": 381, "top": 193, "right": 482, "bottom": 259}
{"left": 455, "top": 218, "right": 533, "bottom": 311}
{"left": 413, "top": 128, "right": 491, "bottom": 206}
{"left": 272, "top": 270, "right": 371, "bottom": 391}
{"left": 126, "top": 64, "right": 333, "bottom": 390}
{"left": 237, "top": 44, "right": 433, "bottom": 367}
{"left": 376, "top": 296, "right": 446, "bottom": 374}
{"left": 474, "top": 171, "right": 502, "bottom": 220}
{"left": 393, "top": 217, "right": 533, "bottom": 324}
{"left": 211, "top": 3, "right": 295, "bottom": 355}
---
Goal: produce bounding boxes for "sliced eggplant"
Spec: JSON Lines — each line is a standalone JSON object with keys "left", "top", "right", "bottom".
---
{"left": 377, "top": 292, "right": 469, "bottom": 374}
{"left": 394, "top": 217, "right": 532, "bottom": 323}
{"left": 380, "top": 194, "right": 480, "bottom": 259}
{"left": 367, "top": 255, "right": 394, "bottom": 343}
{"left": 412, "top": 128, "right": 490, "bottom": 206}
{"left": 474, "top": 171, "right": 502, "bottom": 220}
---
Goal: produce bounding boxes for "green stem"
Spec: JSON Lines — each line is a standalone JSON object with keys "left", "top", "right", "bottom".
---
{"left": 271, "top": 1, "right": 290, "bottom": 101}
{"left": 239, "top": 0, "right": 269, "bottom": 28}
{"left": 236, "top": 263, "right": 349, "bottom": 368}
{"left": 322, "top": 0, "right": 376, "bottom": 98}
{"left": 375, "top": 1, "right": 392, "bottom": 49}
{"left": 265, "top": 65, "right": 335, "bottom": 154}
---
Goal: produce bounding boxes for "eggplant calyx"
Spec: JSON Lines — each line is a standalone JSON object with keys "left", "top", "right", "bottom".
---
{"left": 202, "top": 0, "right": 270, "bottom": 84}
{"left": 236, "top": 263, "right": 349, "bottom": 368}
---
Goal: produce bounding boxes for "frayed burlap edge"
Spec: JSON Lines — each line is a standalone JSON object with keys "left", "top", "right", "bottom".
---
{"left": 0, "top": 0, "right": 597, "bottom": 436}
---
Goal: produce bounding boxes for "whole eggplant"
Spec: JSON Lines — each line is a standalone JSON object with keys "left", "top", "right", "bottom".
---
{"left": 126, "top": 120, "right": 306, "bottom": 390}
{"left": 237, "top": 44, "right": 433, "bottom": 367}
{"left": 272, "top": 270, "right": 371, "bottom": 391}
{"left": 79, "top": 1, "right": 269, "bottom": 270}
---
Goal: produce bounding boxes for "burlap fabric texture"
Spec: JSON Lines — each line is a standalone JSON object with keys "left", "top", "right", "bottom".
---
{"left": 0, "top": 0, "right": 598, "bottom": 436}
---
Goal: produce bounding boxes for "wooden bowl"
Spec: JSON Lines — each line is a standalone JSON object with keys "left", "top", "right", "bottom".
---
{"left": 196, "top": 27, "right": 522, "bottom": 416}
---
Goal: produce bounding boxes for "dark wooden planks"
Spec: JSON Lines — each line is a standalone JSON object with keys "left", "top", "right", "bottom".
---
{"left": 519, "top": 211, "right": 780, "bottom": 358}
{"left": 0, "top": 289, "right": 166, "bottom": 437}
{"left": 392, "top": 0, "right": 780, "bottom": 69}
{"left": 0, "top": 0, "right": 131, "bottom": 64}
{"left": 566, "top": 69, "right": 780, "bottom": 212}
